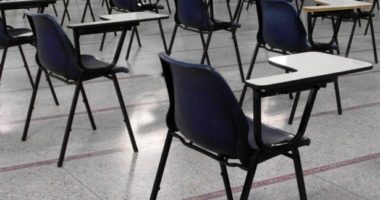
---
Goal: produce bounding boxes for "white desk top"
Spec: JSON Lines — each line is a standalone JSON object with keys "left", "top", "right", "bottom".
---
{"left": 303, "top": 0, "right": 372, "bottom": 13}
{"left": 246, "top": 52, "right": 373, "bottom": 89}
{"left": 100, "top": 11, "right": 169, "bottom": 22}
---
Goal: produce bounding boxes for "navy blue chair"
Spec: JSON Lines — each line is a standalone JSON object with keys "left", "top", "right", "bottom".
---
{"left": 240, "top": 0, "right": 342, "bottom": 124}
{"left": 99, "top": 0, "right": 165, "bottom": 60}
{"left": 0, "top": 16, "right": 59, "bottom": 105}
{"left": 22, "top": 13, "right": 138, "bottom": 167}
{"left": 150, "top": 53, "right": 315, "bottom": 200}
{"left": 167, "top": 0, "right": 245, "bottom": 82}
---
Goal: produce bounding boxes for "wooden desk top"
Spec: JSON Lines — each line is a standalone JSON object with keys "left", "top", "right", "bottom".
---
{"left": 303, "top": 0, "right": 372, "bottom": 13}
{"left": 246, "top": 52, "right": 372, "bottom": 90}
{"left": 100, "top": 12, "right": 169, "bottom": 23}
{"left": 0, "top": 0, "right": 56, "bottom": 9}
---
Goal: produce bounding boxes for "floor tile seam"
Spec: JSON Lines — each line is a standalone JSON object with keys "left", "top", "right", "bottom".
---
{"left": 183, "top": 152, "right": 380, "bottom": 200}
{"left": 62, "top": 168, "right": 105, "bottom": 200}
{"left": 2, "top": 75, "right": 380, "bottom": 127}
{"left": 312, "top": 174, "right": 371, "bottom": 200}
{"left": 1, "top": 52, "right": 379, "bottom": 95}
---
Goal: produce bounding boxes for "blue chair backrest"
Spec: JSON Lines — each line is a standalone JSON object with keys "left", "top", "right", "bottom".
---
{"left": 258, "top": 0, "right": 309, "bottom": 52}
{"left": 175, "top": 0, "right": 211, "bottom": 30}
{"left": 110, "top": 0, "right": 139, "bottom": 11}
{"left": 26, "top": 13, "right": 81, "bottom": 80}
{"left": 159, "top": 53, "right": 249, "bottom": 158}
{"left": 0, "top": 19, "right": 9, "bottom": 45}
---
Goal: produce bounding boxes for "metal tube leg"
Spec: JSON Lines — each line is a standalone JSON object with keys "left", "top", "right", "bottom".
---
{"left": 345, "top": 17, "right": 357, "bottom": 58}
{"left": 22, "top": 69, "right": 42, "bottom": 141}
{"left": 134, "top": 27, "right": 142, "bottom": 47}
{"left": 369, "top": 17, "right": 378, "bottom": 63}
{"left": 57, "top": 81, "right": 81, "bottom": 167}
{"left": 239, "top": 43, "right": 260, "bottom": 105}
{"left": 167, "top": 25, "right": 178, "bottom": 55}
{"left": 157, "top": 20, "right": 168, "bottom": 54}
{"left": 88, "top": 1, "right": 96, "bottom": 22}
{"left": 219, "top": 161, "right": 233, "bottom": 200}
{"left": 126, "top": 27, "right": 136, "bottom": 60}
{"left": 44, "top": 71, "right": 60, "bottom": 106}
{"left": 52, "top": 4, "right": 58, "bottom": 17}
{"left": 226, "top": 0, "right": 233, "bottom": 21}
{"left": 18, "top": 45, "right": 34, "bottom": 87}
{"left": 334, "top": 80, "right": 342, "bottom": 115}
{"left": 292, "top": 148, "right": 308, "bottom": 200}
{"left": 231, "top": 29, "right": 245, "bottom": 82}
{"left": 288, "top": 92, "right": 301, "bottom": 125}
{"left": 81, "top": 0, "right": 89, "bottom": 23}
{"left": 111, "top": 73, "right": 138, "bottom": 152}
{"left": 150, "top": 132, "right": 173, "bottom": 200}
{"left": 364, "top": 19, "right": 370, "bottom": 35}
{"left": 0, "top": 46, "right": 8, "bottom": 82}
{"left": 200, "top": 32, "right": 212, "bottom": 65}
{"left": 165, "top": 0, "right": 171, "bottom": 14}
{"left": 80, "top": 83, "right": 97, "bottom": 130}
{"left": 240, "top": 159, "right": 259, "bottom": 200}
{"left": 99, "top": 33, "right": 107, "bottom": 51}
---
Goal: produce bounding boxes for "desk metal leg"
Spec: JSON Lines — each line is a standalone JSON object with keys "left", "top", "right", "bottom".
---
{"left": 157, "top": 19, "right": 168, "bottom": 54}
{"left": 81, "top": 0, "right": 95, "bottom": 23}
{"left": 60, "top": 0, "right": 71, "bottom": 26}
{"left": 345, "top": 17, "right": 358, "bottom": 57}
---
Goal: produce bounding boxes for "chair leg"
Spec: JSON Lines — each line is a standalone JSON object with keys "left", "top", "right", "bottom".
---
{"left": 44, "top": 71, "right": 60, "bottom": 106}
{"left": 219, "top": 161, "right": 233, "bottom": 200}
{"left": 150, "top": 132, "right": 173, "bottom": 200}
{"left": 99, "top": 33, "right": 107, "bottom": 51}
{"left": 52, "top": 4, "right": 58, "bottom": 17}
{"left": 79, "top": 83, "right": 97, "bottom": 130}
{"left": 134, "top": 27, "right": 142, "bottom": 47}
{"left": 165, "top": 0, "right": 171, "bottom": 14}
{"left": 369, "top": 17, "right": 378, "bottom": 63}
{"left": 167, "top": 25, "right": 178, "bottom": 55}
{"left": 231, "top": 29, "right": 245, "bottom": 82}
{"left": 57, "top": 81, "right": 81, "bottom": 167}
{"left": 111, "top": 73, "right": 138, "bottom": 152}
{"left": 239, "top": 43, "right": 260, "bottom": 105}
{"left": 240, "top": 158, "right": 259, "bottom": 200}
{"left": 345, "top": 17, "right": 357, "bottom": 58}
{"left": 292, "top": 148, "right": 307, "bottom": 200}
{"left": 226, "top": 0, "right": 233, "bottom": 21}
{"left": 126, "top": 27, "right": 136, "bottom": 60}
{"left": 200, "top": 32, "right": 212, "bottom": 65}
{"left": 22, "top": 68, "right": 43, "bottom": 141}
{"left": 0, "top": 46, "right": 8, "bottom": 82}
{"left": 288, "top": 91, "right": 301, "bottom": 125}
{"left": 364, "top": 19, "right": 370, "bottom": 36}
{"left": 18, "top": 45, "right": 34, "bottom": 87}
{"left": 334, "top": 80, "right": 342, "bottom": 115}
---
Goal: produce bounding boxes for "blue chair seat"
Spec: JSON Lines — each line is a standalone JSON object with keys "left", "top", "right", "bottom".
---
{"left": 0, "top": 28, "right": 33, "bottom": 47}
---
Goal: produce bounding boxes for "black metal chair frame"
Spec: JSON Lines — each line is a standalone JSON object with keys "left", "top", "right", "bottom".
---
{"left": 22, "top": 17, "right": 138, "bottom": 167}
{"left": 167, "top": 0, "right": 246, "bottom": 82}
{"left": 99, "top": 0, "right": 165, "bottom": 60}
{"left": 0, "top": 8, "right": 59, "bottom": 105}
{"left": 239, "top": 3, "right": 343, "bottom": 125}
{"left": 150, "top": 54, "right": 328, "bottom": 200}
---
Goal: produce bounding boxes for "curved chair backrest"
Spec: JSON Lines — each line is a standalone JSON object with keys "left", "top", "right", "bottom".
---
{"left": 174, "top": 0, "right": 211, "bottom": 30}
{"left": 159, "top": 53, "right": 249, "bottom": 158}
{"left": 110, "top": 0, "right": 139, "bottom": 11}
{"left": 258, "top": 0, "right": 309, "bottom": 52}
{"left": 0, "top": 20, "right": 9, "bottom": 45}
{"left": 26, "top": 12, "right": 81, "bottom": 80}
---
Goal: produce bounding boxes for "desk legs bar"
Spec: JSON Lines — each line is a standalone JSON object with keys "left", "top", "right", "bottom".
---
{"left": 345, "top": 17, "right": 358, "bottom": 58}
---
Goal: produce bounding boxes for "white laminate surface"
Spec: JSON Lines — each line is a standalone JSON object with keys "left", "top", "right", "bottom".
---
{"left": 99, "top": 11, "right": 169, "bottom": 22}
{"left": 303, "top": 0, "right": 372, "bottom": 13}
{"left": 246, "top": 52, "right": 373, "bottom": 88}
